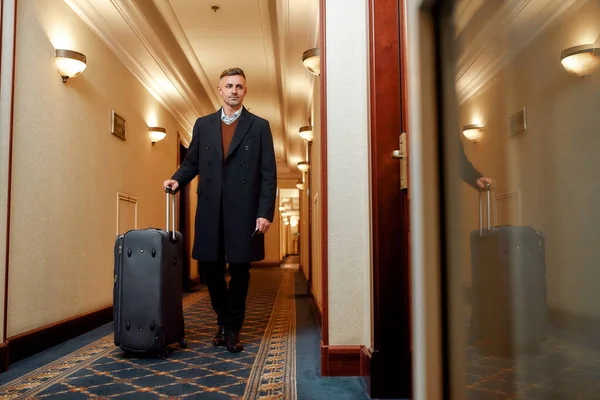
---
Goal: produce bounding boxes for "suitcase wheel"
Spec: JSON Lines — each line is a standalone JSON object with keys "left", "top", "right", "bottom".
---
{"left": 179, "top": 338, "right": 188, "bottom": 349}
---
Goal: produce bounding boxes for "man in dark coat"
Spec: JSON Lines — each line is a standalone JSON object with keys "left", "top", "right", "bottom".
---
{"left": 162, "top": 68, "right": 277, "bottom": 352}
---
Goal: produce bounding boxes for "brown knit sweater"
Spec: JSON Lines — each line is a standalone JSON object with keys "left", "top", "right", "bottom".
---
{"left": 221, "top": 119, "right": 240, "bottom": 160}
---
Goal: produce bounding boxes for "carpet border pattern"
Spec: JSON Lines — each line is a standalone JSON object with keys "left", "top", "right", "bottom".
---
{"left": 244, "top": 270, "right": 297, "bottom": 400}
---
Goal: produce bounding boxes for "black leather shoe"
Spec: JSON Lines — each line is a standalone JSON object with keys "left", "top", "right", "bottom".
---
{"left": 212, "top": 326, "right": 226, "bottom": 347}
{"left": 225, "top": 332, "right": 244, "bottom": 353}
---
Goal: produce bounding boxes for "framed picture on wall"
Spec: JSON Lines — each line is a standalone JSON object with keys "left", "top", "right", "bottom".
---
{"left": 509, "top": 107, "right": 526, "bottom": 137}
{"left": 111, "top": 110, "right": 127, "bottom": 141}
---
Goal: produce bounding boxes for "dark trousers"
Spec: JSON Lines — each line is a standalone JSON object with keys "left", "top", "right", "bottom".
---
{"left": 202, "top": 205, "right": 251, "bottom": 333}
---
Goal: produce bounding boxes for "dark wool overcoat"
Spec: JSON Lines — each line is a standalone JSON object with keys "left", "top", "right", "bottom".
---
{"left": 172, "top": 107, "right": 277, "bottom": 263}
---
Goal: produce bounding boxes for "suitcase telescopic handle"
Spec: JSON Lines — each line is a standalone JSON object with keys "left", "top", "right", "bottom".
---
{"left": 479, "top": 183, "right": 491, "bottom": 235}
{"left": 165, "top": 186, "right": 176, "bottom": 240}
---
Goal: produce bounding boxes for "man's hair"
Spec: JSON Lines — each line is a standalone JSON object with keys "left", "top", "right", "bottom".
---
{"left": 220, "top": 68, "right": 246, "bottom": 80}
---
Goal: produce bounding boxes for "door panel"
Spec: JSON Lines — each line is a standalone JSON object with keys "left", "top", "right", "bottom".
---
{"left": 368, "top": 0, "right": 412, "bottom": 397}
{"left": 434, "top": 0, "right": 600, "bottom": 399}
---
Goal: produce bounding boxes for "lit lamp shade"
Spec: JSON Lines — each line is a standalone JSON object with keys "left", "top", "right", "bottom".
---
{"left": 302, "top": 48, "right": 320, "bottom": 76}
{"left": 149, "top": 127, "right": 167, "bottom": 144}
{"left": 560, "top": 45, "right": 600, "bottom": 76}
{"left": 55, "top": 49, "right": 87, "bottom": 83}
{"left": 297, "top": 161, "right": 309, "bottom": 172}
{"left": 462, "top": 124, "right": 484, "bottom": 143}
{"left": 296, "top": 180, "right": 305, "bottom": 190}
{"left": 299, "top": 125, "right": 314, "bottom": 142}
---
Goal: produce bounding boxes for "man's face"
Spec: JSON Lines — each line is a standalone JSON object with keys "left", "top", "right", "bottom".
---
{"left": 218, "top": 75, "right": 247, "bottom": 108}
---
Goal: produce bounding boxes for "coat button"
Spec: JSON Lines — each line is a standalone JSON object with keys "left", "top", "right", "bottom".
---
{"left": 206, "top": 145, "right": 210, "bottom": 150}
{"left": 242, "top": 196, "right": 247, "bottom": 201}
{"left": 245, "top": 145, "right": 249, "bottom": 151}
{"left": 241, "top": 162, "right": 246, "bottom": 167}
{"left": 242, "top": 179, "right": 246, "bottom": 184}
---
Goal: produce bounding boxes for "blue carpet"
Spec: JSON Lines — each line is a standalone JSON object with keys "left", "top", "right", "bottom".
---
{"left": 0, "top": 267, "right": 375, "bottom": 400}
{"left": 293, "top": 270, "right": 370, "bottom": 400}
{"left": 0, "top": 269, "right": 293, "bottom": 399}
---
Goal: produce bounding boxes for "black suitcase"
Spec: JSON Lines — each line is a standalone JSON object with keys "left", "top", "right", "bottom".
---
{"left": 470, "top": 185, "right": 547, "bottom": 357}
{"left": 113, "top": 189, "right": 187, "bottom": 358}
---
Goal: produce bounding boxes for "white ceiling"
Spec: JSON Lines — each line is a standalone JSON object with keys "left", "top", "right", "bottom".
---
{"left": 64, "top": 0, "right": 320, "bottom": 178}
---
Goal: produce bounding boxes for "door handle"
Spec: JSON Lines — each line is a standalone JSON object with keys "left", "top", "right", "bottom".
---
{"left": 392, "top": 150, "right": 404, "bottom": 159}
{"left": 395, "top": 133, "right": 408, "bottom": 189}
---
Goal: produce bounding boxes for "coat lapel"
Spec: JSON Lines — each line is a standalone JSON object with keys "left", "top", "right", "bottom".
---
{"left": 209, "top": 111, "right": 223, "bottom": 161}
{"left": 225, "top": 107, "right": 253, "bottom": 160}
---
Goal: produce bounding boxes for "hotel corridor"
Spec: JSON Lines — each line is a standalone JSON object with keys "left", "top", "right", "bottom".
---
{"left": 0, "top": 265, "right": 369, "bottom": 399}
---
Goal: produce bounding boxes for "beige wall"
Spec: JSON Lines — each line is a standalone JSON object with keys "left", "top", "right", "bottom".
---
{"left": 0, "top": 0, "right": 18, "bottom": 341}
{"left": 260, "top": 182, "right": 281, "bottom": 265}
{"left": 325, "top": 0, "right": 372, "bottom": 346}
{"left": 310, "top": 76, "right": 323, "bottom": 310}
{"left": 459, "top": 0, "right": 600, "bottom": 320}
{"left": 5, "top": 0, "right": 188, "bottom": 337}
{"left": 300, "top": 171, "right": 309, "bottom": 279}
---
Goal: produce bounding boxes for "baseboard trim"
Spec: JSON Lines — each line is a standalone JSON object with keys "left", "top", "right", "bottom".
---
{"left": 7, "top": 305, "right": 113, "bottom": 364}
{"left": 309, "top": 288, "right": 322, "bottom": 330}
{"left": 0, "top": 342, "right": 9, "bottom": 373}
{"left": 320, "top": 343, "right": 370, "bottom": 377}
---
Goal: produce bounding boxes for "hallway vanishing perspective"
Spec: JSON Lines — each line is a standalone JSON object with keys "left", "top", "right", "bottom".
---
{"left": 5, "top": 0, "right": 600, "bottom": 398}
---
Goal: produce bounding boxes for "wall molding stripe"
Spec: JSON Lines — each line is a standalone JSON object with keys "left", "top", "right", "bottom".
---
{"left": 6, "top": 305, "right": 113, "bottom": 365}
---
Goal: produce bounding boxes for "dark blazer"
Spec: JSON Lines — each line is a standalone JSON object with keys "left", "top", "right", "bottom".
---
{"left": 172, "top": 107, "right": 277, "bottom": 263}
{"left": 459, "top": 137, "right": 482, "bottom": 189}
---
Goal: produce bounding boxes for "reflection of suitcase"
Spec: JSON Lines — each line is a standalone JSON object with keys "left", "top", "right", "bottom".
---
{"left": 113, "top": 189, "right": 187, "bottom": 358}
{"left": 470, "top": 186, "right": 547, "bottom": 357}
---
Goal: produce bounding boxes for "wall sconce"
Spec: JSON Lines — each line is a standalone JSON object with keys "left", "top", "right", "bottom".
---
{"left": 299, "top": 125, "right": 314, "bottom": 142}
{"left": 561, "top": 44, "right": 600, "bottom": 76}
{"left": 302, "top": 48, "right": 320, "bottom": 76}
{"left": 296, "top": 180, "right": 305, "bottom": 190}
{"left": 297, "top": 161, "right": 309, "bottom": 172}
{"left": 462, "top": 124, "right": 484, "bottom": 143}
{"left": 149, "top": 126, "right": 166, "bottom": 145}
{"left": 55, "top": 49, "right": 87, "bottom": 83}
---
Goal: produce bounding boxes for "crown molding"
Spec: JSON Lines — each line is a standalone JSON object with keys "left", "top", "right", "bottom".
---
{"left": 63, "top": 0, "right": 219, "bottom": 147}
{"left": 149, "top": 0, "right": 220, "bottom": 110}
{"left": 455, "top": 0, "right": 580, "bottom": 105}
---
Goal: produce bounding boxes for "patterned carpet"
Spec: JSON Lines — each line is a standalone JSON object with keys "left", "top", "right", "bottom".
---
{"left": 465, "top": 308, "right": 600, "bottom": 400}
{"left": 0, "top": 268, "right": 296, "bottom": 399}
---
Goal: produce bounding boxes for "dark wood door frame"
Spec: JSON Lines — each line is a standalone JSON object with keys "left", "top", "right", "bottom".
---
{"left": 317, "top": 3, "right": 411, "bottom": 396}
{"left": 318, "top": 0, "right": 330, "bottom": 373}
{"left": 367, "top": 0, "right": 412, "bottom": 398}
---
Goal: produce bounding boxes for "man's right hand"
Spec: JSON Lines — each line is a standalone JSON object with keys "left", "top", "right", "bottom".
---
{"left": 162, "top": 179, "right": 179, "bottom": 192}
